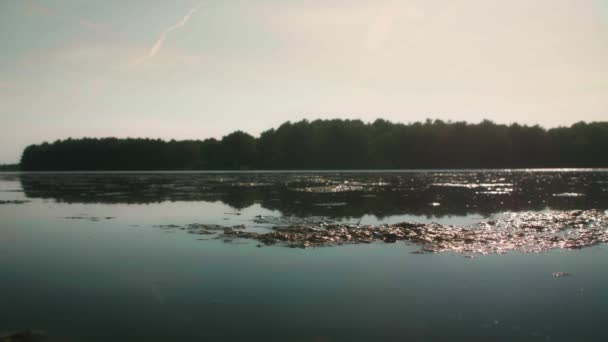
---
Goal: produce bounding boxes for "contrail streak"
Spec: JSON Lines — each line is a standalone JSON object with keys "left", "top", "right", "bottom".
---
{"left": 136, "top": 3, "right": 204, "bottom": 64}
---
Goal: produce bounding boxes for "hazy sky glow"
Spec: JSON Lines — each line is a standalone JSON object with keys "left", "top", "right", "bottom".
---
{"left": 1, "top": 0, "right": 607, "bottom": 162}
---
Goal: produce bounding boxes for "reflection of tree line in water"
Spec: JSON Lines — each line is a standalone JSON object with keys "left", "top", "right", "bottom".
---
{"left": 18, "top": 172, "right": 608, "bottom": 218}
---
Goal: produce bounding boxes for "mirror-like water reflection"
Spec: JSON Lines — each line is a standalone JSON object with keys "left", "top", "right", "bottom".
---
{"left": 1, "top": 170, "right": 607, "bottom": 341}
{"left": 14, "top": 170, "right": 608, "bottom": 218}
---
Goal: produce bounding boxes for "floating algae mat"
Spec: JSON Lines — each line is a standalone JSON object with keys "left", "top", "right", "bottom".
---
{"left": 150, "top": 209, "right": 608, "bottom": 255}
{"left": 167, "top": 209, "right": 608, "bottom": 255}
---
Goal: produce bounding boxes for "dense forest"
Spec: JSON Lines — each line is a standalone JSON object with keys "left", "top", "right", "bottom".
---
{"left": 19, "top": 119, "right": 608, "bottom": 170}
{"left": 0, "top": 164, "right": 19, "bottom": 171}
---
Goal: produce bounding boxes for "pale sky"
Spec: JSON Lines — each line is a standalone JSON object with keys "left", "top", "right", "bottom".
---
{"left": 1, "top": 0, "right": 607, "bottom": 163}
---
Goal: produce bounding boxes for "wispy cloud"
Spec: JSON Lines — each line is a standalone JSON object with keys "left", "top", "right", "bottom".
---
{"left": 136, "top": 3, "right": 205, "bottom": 65}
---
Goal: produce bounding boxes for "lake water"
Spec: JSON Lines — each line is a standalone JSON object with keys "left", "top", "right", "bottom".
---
{"left": 1, "top": 170, "right": 608, "bottom": 341}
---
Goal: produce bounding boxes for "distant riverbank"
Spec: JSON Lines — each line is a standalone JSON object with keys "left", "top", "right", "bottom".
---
{"left": 18, "top": 119, "right": 608, "bottom": 171}
{"left": 0, "top": 164, "right": 19, "bottom": 171}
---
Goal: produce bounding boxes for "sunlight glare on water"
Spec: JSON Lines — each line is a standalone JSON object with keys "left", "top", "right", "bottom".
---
{"left": 1, "top": 170, "right": 607, "bottom": 341}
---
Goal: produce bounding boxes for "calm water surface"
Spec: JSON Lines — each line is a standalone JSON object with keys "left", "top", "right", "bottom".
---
{"left": 1, "top": 170, "right": 608, "bottom": 341}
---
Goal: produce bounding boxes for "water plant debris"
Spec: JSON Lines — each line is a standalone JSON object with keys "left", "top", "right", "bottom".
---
{"left": 167, "top": 209, "right": 608, "bottom": 255}
{"left": 0, "top": 200, "right": 30, "bottom": 205}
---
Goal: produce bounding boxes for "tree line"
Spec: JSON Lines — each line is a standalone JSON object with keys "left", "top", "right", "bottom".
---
{"left": 19, "top": 119, "right": 608, "bottom": 170}
{"left": 0, "top": 164, "right": 20, "bottom": 171}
